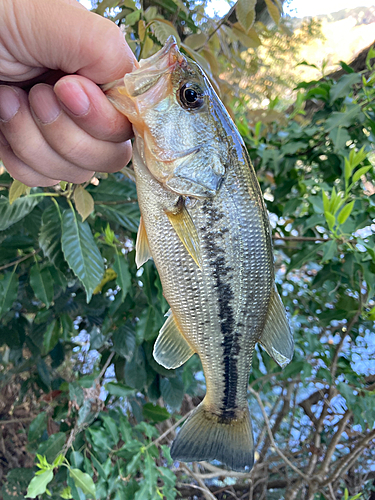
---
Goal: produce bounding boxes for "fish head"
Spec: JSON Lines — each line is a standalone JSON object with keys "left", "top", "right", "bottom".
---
{"left": 106, "top": 37, "right": 233, "bottom": 198}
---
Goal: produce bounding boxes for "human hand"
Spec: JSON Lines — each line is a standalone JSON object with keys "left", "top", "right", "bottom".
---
{"left": 0, "top": 0, "right": 137, "bottom": 187}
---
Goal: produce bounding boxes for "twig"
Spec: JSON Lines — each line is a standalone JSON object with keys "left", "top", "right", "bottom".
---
{"left": 94, "top": 200, "right": 138, "bottom": 205}
{"left": 98, "top": 351, "right": 115, "bottom": 380}
{"left": 0, "top": 249, "right": 41, "bottom": 271}
{"left": 273, "top": 236, "right": 330, "bottom": 242}
{"left": 248, "top": 387, "right": 310, "bottom": 482}
{"left": 320, "top": 410, "right": 352, "bottom": 476}
{"left": 146, "top": 408, "right": 194, "bottom": 449}
{"left": 0, "top": 417, "right": 34, "bottom": 424}
{"left": 180, "top": 463, "right": 218, "bottom": 500}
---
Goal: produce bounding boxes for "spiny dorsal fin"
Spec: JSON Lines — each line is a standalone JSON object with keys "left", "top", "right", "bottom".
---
{"left": 135, "top": 216, "right": 152, "bottom": 269}
{"left": 153, "top": 310, "right": 195, "bottom": 369}
{"left": 166, "top": 205, "right": 202, "bottom": 268}
{"left": 259, "top": 286, "right": 294, "bottom": 368}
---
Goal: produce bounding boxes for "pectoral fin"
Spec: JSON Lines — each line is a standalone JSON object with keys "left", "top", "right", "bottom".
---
{"left": 259, "top": 286, "right": 294, "bottom": 368}
{"left": 166, "top": 205, "right": 202, "bottom": 268}
{"left": 153, "top": 310, "right": 195, "bottom": 369}
{"left": 135, "top": 216, "right": 152, "bottom": 268}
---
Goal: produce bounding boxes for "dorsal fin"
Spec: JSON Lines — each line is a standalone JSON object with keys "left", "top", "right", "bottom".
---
{"left": 135, "top": 216, "right": 152, "bottom": 268}
{"left": 153, "top": 310, "right": 195, "bottom": 369}
{"left": 166, "top": 205, "right": 202, "bottom": 268}
{"left": 259, "top": 286, "right": 294, "bottom": 368}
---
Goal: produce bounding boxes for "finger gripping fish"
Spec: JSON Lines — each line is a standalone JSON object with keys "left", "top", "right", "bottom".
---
{"left": 105, "top": 37, "right": 293, "bottom": 472}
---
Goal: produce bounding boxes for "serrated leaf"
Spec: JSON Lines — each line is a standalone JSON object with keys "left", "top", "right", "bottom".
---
{"left": 0, "top": 194, "right": 40, "bottom": 231}
{"left": 236, "top": 0, "right": 256, "bottom": 32}
{"left": 74, "top": 186, "right": 94, "bottom": 222}
{"left": 264, "top": 0, "right": 280, "bottom": 24}
{"left": 25, "top": 470, "right": 53, "bottom": 498}
{"left": 30, "top": 265, "right": 54, "bottom": 308}
{"left": 337, "top": 201, "right": 354, "bottom": 225}
{"left": 125, "top": 347, "right": 147, "bottom": 390}
{"left": 352, "top": 165, "right": 372, "bottom": 184}
{"left": 0, "top": 270, "right": 18, "bottom": 318}
{"left": 69, "top": 469, "right": 96, "bottom": 498}
{"left": 113, "top": 253, "right": 131, "bottom": 302}
{"left": 151, "top": 19, "right": 180, "bottom": 46}
{"left": 61, "top": 208, "right": 104, "bottom": 302}
{"left": 39, "top": 204, "right": 65, "bottom": 268}
{"left": 112, "top": 323, "right": 136, "bottom": 360}
{"left": 9, "top": 179, "right": 30, "bottom": 204}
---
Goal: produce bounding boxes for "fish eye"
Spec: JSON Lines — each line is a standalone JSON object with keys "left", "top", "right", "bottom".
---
{"left": 179, "top": 83, "right": 204, "bottom": 110}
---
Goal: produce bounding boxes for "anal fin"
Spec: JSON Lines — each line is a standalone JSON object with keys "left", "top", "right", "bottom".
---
{"left": 153, "top": 310, "right": 195, "bottom": 369}
{"left": 135, "top": 216, "right": 152, "bottom": 269}
{"left": 259, "top": 286, "right": 294, "bottom": 368}
{"left": 166, "top": 205, "right": 202, "bottom": 268}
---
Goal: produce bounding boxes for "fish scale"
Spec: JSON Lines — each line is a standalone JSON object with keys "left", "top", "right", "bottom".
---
{"left": 105, "top": 37, "right": 294, "bottom": 471}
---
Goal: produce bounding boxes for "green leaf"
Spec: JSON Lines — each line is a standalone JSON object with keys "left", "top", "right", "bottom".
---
{"left": 337, "top": 201, "right": 354, "bottom": 225}
{"left": 329, "top": 73, "right": 361, "bottom": 103}
{"left": 288, "top": 245, "right": 321, "bottom": 272}
{"left": 236, "top": 0, "right": 256, "bottom": 32}
{"left": 69, "top": 469, "right": 96, "bottom": 498}
{"left": 106, "top": 381, "right": 134, "bottom": 398}
{"left": 25, "top": 470, "right": 53, "bottom": 498}
{"left": 324, "top": 211, "right": 336, "bottom": 231}
{"left": 39, "top": 204, "right": 65, "bottom": 268}
{"left": 0, "top": 270, "right": 18, "bottom": 318}
{"left": 113, "top": 253, "right": 131, "bottom": 302}
{"left": 112, "top": 323, "right": 136, "bottom": 360}
{"left": 322, "top": 190, "right": 330, "bottom": 213}
{"left": 9, "top": 179, "right": 30, "bottom": 204}
{"left": 329, "top": 127, "right": 351, "bottom": 152}
{"left": 125, "top": 347, "right": 147, "bottom": 390}
{"left": 352, "top": 165, "right": 372, "bottom": 184}
{"left": 43, "top": 319, "right": 60, "bottom": 354}
{"left": 101, "top": 415, "right": 119, "bottom": 445}
{"left": 61, "top": 208, "right": 104, "bottom": 302}
{"left": 30, "top": 265, "right": 54, "bottom": 308}
{"left": 36, "top": 432, "right": 66, "bottom": 463}
{"left": 28, "top": 412, "right": 47, "bottom": 442}
{"left": 143, "top": 403, "right": 170, "bottom": 423}
{"left": 325, "top": 105, "right": 363, "bottom": 131}
{"left": 0, "top": 194, "right": 40, "bottom": 231}
{"left": 160, "top": 377, "right": 184, "bottom": 411}
{"left": 96, "top": 203, "right": 140, "bottom": 233}
{"left": 74, "top": 186, "right": 94, "bottom": 222}
{"left": 321, "top": 240, "right": 336, "bottom": 263}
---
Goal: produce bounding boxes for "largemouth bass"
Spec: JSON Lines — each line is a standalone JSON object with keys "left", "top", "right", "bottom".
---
{"left": 105, "top": 37, "right": 293, "bottom": 471}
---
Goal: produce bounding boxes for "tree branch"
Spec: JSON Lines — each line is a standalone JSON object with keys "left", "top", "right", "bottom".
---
{"left": 249, "top": 387, "right": 310, "bottom": 482}
{"left": 320, "top": 410, "right": 352, "bottom": 476}
{"left": 0, "top": 249, "right": 41, "bottom": 271}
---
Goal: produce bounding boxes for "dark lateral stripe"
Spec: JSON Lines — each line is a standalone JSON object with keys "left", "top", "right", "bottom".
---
{"left": 202, "top": 201, "right": 240, "bottom": 421}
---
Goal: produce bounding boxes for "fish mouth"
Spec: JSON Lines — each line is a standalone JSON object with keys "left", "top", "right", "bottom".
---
{"left": 123, "top": 36, "right": 184, "bottom": 99}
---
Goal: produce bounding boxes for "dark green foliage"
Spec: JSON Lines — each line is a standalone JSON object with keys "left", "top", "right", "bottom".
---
{"left": 0, "top": 7, "right": 374, "bottom": 500}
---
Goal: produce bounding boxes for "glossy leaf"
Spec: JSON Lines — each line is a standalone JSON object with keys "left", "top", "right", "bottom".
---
{"left": 69, "top": 469, "right": 96, "bottom": 498}
{"left": 61, "top": 208, "right": 104, "bottom": 302}
{"left": 0, "top": 194, "right": 40, "bottom": 231}
{"left": 25, "top": 470, "right": 53, "bottom": 499}
{"left": 30, "top": 265, "right": 54, "bottom": 308}
{"left": 113, "top": 253, "right": 131, "bottom": 302}
{"left": 0, "top": 270, "right": 18, "bottom": 318}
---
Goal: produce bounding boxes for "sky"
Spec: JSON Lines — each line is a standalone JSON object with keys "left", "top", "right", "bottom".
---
{"left": 80, "top": 0, "right": 375, "bottom": 18}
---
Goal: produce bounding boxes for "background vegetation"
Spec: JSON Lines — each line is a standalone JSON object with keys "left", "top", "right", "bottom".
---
{"left": 0, "top": 0, "right": 374, "bottom": 499}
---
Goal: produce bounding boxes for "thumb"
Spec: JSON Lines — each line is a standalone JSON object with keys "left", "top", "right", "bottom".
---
{"left": 4, "top": 0, "right": 137, "bottom": 84}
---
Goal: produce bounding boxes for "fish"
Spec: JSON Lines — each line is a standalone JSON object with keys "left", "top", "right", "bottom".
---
{"left": 105, "top": 37, "right": 293, "bottom": 472}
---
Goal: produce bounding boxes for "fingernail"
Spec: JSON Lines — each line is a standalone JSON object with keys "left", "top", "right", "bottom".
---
{"left": 0, "top": 130, "right": 9, "bottom": 146}
{"left": 54, "top": 80, "right": 90, "bottom": 116}
{"left": 0, "top": 86, "right": 20, "bottom": 122}
{"left": 29, "top": 84, "right": 62, "bottom": 124}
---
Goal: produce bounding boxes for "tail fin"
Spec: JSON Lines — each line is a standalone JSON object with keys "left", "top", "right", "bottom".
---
{"left": 170, "top": 401, "right": 254, "bottom": 472}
